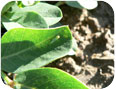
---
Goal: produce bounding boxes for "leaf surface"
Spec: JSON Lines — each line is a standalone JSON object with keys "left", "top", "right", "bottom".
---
{"left": 2, "top": 9, "right": 48, "bottom": 30}
{"left": 22, "top": 2, "right": 63, "bottom": 26}
{"left": 66, "top": 0, "right": 98, "bottom": 10}
{"left": 1, "top": 1, "right": 15, "bottom": 15}
{"left": 14, "top": 68, "right": 89, "bottom": 89}
{"left": 2, "top": 16, "right": 24, "bottom": 30}
{"left": 2, "top": 2, "right": 62, "bottom": 30}
{"left": 1, "top": 26, "right": 72, "bottom": 73}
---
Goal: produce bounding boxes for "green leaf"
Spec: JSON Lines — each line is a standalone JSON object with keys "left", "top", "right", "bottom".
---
{"left": 1, "top": 1, "right": 15, "bottom": 15}
{"left": 68, "top": 37, "right": 78, "bottom": 55}
{"left": 2, "top": 2, "right": 62, "bottom": 30}
{"left": 11, "top": 11, "right": 48, "bottom": 28}
{"left": 14, "top": 68, "right": 89, "bottom": 89}
{"left": 66, "top": 0, "right": 98, "bottom": 10}
{"left": 2, "top": 5, "right": 48, "bottom": 30}
{"left": 2, "top": 16, "right": 24, "bottom": 30}
{"left": 49, "top": 22, "right": 62, "bottom": 28}
{"left": 1, "top": 26, "right": 73, "bottom": 73}
{"left": 72, "top": 37, "right": 78, "bottom": 52}
{"left": 66, "top": 1, "right": 83, "bottom": 9}
{"left": 17, "top": 1, "right": 25, "bottom": 8}
{"left": 22, "top": 2, "right": 63, "bottom": 26}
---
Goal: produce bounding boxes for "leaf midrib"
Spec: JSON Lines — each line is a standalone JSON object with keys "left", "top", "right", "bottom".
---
{"left": 2, "top": 30, "right": 65, "bottom": 60}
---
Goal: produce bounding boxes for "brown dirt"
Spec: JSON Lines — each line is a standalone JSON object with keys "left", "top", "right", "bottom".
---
{"left": 46, "top": 1, "right": 114, "bottom": 89}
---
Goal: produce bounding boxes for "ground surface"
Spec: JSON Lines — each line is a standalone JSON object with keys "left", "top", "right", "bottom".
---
{"left": 46, "top": 1, "right": 114, "bottom": 89}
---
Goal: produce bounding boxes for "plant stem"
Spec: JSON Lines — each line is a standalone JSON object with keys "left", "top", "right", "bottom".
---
{"left": 1, "top": 71, "right": 14, "bottom": 87}
{"left": 55, "top": 1, "right": 65, "bottom": 7}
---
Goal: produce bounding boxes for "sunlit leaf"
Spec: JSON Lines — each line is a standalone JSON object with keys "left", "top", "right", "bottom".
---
{"left": 2, "top": 26, "right": 72, "bottom": 73}
{"left": 66, "top": 0, "right": 98, "bottom": 10}
{"left": 14, "top": 68, "right": 89, "bottom": 89}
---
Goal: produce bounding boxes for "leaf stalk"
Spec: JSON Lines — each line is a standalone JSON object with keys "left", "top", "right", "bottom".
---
{"left": 1, "top": 71, "right": 14, "bottom": 87}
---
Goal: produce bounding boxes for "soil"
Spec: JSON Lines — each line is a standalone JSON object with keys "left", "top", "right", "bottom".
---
{"left": 46, "top": 1, "right": 114, "bottom": 89}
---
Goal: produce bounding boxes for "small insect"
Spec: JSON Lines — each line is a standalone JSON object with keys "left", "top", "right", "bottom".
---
{"left": 50, "top": 35, "right": 60, "bottom": 44}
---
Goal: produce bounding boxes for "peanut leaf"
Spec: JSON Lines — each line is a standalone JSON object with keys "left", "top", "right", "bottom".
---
{"left": 66, "top": 0, "right": 98, "bottom": 10}
{"left": 22, "top": 2, "right": 63, "bottom": 26}
{"left": 1, "top": 26, "right": 72, "bottom": 73}
{"left": 14, "top": 68, "right": 89, "bottom": 89}
{"left": 2, "top": 2, "right": 62, "bottom": 30}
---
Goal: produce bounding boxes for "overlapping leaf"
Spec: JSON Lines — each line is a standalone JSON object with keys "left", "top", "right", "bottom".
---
{"left": 1, "top": 26, "right": 72, "bottom": 73}
{"left": 2, "top": 16, "right": 24, "bottom": 30}
{"left": 1, "top": 1, "right": 15, "bottom": 15}
{"left": 2, "top": 2, "right": 63, "bottom": 30}
{"left": 14, "top": 68, "right": 88, "bottom": 89}
{"left": 22, "top": 2, "right": 63, "bottom": 26}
